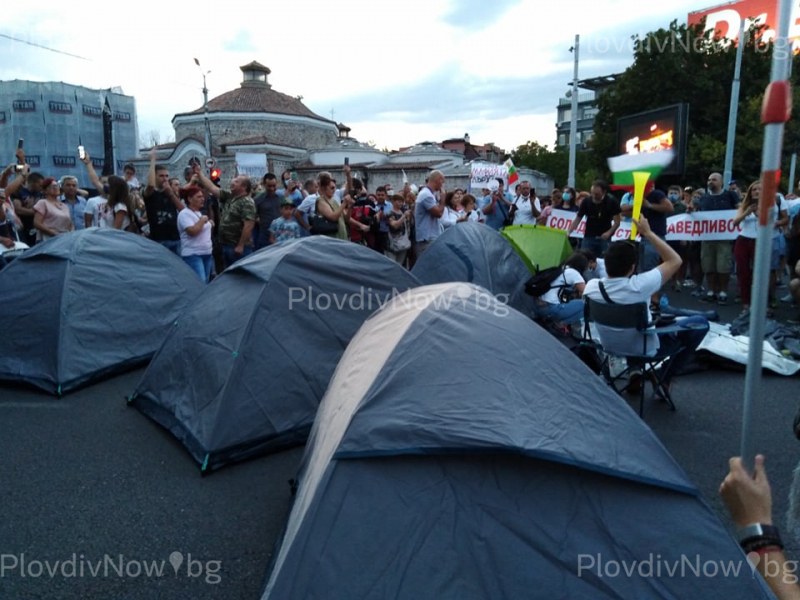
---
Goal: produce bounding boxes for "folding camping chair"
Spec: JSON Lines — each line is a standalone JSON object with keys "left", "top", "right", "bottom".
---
{"left": 583, "top": 297, "right": 691, "bottom": 418}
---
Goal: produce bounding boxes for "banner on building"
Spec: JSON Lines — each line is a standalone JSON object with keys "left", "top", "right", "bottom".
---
{"left": 235, "top": 152, "right": 267, "bottom": 179}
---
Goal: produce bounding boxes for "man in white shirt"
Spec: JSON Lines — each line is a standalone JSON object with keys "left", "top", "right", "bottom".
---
{"left": 583, "top": 216, "right": 709, "bottom": 394}
{"left": 511, "top": 180, "right": 541, "bottom": 225}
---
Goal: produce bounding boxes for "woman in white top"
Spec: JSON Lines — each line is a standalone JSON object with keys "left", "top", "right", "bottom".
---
{"left": 440, "top": 189, "right": 467, "bottom": 230}
{"left": 102, "top": 176, "right": 133, "bottom": 230}
{"left": 732, "top": 181, "right": 786, "bottom": 314}
{"left": 537, "top": 252, "right": 588, "bottom": 325}
{"left": 177, "top": 185, "right": 214, "bottom": 282}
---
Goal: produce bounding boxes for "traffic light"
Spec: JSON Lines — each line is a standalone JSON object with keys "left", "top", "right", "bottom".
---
{"left": 210, "top": 168, "right": 221, "bottom": 184}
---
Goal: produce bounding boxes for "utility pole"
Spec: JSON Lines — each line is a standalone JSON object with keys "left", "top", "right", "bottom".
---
{"left": 722, "top": 19, "right": 745, "bottom": 187}
{"left": 568, "top": 35, "right": 580, "bottom": 189}
{"left": 194, "top": 58, "right": 212, "bottom": 159}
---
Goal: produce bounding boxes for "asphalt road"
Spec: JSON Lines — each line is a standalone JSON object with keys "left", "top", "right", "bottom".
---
{"left": 1, "top": 287, "right": 798, "bottom": 599}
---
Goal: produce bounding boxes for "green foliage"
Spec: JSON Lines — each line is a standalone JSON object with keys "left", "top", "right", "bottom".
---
{"left": 588, "top": 19, "right": 798, "bottom": 189}
{"left": 510, "top": 141, "right": 600, "bottom": 190}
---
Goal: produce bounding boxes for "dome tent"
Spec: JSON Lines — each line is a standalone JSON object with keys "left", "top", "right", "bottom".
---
{"left": 261, "top": 283, "right": 771, "bottom": 599}
{"left": 0, "top": 229, "right": 204, "bottom": 394}
{"left": 129, "top": 236, "right": 420, "bottom": 472}
{"left": 410, "top": 222, "right": 536, "bottom": 318}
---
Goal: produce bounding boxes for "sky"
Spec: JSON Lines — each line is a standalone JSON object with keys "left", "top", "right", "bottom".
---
{"left": 1, "top": 0, "right": 708, "bottom": 153}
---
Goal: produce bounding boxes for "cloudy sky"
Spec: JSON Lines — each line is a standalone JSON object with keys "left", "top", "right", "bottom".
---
{"left": 2, "top": 0, "right": 706, "bottom": 153}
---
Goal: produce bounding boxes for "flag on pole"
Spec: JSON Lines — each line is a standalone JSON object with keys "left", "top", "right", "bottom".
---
{"left": 504, "top": 159, "right": 519, "bottom": 186}
{"left": 607, "top": 150, "right": 674, "bottom": 190}
{"left": 402, "top": 169, "right": 408, "bottom": 184}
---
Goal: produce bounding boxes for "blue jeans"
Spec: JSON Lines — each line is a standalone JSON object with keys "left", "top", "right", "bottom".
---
{"left": 222, "top": 244, "right": 253, "bottom": 268}
{"left": 182, "top": 254, "right": 213, "bottom": 282}
{"left": 158, "top": 240, "right": 181, "bottom": 255}
{"left": 539, "top": 299, "right": 584, "bottom": 325}
{"left": 580, "top": 236, "right": 608, "bottom": 257}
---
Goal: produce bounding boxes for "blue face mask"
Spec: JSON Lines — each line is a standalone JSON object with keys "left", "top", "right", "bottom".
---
{"left": 562, "top": 192, "right": 572, "bottom": 202}
{"left": 668, "top": 193, "right": 679, "bottom": 202}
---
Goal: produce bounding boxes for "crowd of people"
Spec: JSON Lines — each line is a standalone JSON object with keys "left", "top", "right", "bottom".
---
{"left": 4, "top": 149, "right": 800, "bottom": 595}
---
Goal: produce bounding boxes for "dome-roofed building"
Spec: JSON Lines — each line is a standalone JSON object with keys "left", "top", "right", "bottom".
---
{"left": 172, "top": 61, "right": 337, "bottom": 151}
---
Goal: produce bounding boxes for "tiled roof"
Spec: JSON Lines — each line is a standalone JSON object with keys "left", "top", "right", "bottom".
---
{"left": 176, "top": 86, "right": 332, "bottom": 123}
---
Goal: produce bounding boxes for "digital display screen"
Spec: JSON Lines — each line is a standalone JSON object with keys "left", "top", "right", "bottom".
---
{"left": 617, "top": 104, "right": 688, "bottom": 176}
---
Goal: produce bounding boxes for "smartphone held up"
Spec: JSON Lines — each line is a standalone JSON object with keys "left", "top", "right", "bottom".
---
{"left": 78, "top": 145, "right": 86, "bottom": 161}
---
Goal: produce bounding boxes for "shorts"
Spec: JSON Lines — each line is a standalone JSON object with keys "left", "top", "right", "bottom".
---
{"left": 700, "top": 240, "right": 733, "bottom": 274}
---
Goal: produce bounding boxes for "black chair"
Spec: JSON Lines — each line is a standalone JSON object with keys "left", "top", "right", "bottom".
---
{"left": 583, "top": 297, "right": 687, "bottom": 417}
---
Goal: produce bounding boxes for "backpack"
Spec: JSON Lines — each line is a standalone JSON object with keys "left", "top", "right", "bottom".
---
{"left": 524, "top": 266, "right": 565, "bottom": 298}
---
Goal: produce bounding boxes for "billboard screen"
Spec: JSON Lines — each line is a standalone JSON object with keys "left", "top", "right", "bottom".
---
{"left": 688, "top": 0, "right": 797, "bottom": 43}
{"left": 617, "top": 104, "right": 689, "bottom": 176}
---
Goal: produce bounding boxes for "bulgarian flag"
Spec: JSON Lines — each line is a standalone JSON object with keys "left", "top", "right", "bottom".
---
{"left": 608, "top": 149, "right": 674, "bottom": 240}
{"left": 607, "top": 149, "right": 674, "bottom": 190}
{"left": 504, "top": 158, "right": 519, "bottom": 186}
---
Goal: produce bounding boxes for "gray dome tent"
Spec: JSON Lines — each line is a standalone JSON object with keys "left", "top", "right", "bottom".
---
{"left": 410, "top": 222, "right": 536, "bottom": 318}
{"left": 129, "top": 237, "right": 420, "bottom": 472}
{"left": 262, "top": 283, "right": 772, "bottom": 599}
{"left": 0, "top": 229, "right": 203, "bottom": 395}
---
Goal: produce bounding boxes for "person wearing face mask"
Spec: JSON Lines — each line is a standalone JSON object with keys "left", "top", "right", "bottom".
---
{"left": 561, "top": 187, "right": 578, "bottom": 213}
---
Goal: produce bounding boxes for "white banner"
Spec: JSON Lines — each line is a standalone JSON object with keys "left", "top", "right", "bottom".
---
{"left": 470, "top": 162, "right": 507, "bottom": 191}
{"left": 544, "top": 206, "right": 799, "bottom": 242}
{"left": 235, "top": 152, "right": 267, "bottom": 179}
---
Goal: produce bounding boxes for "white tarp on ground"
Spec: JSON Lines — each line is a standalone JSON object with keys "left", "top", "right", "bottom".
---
{"left": 698, "top": 321, "right": 800, "bottom": 376}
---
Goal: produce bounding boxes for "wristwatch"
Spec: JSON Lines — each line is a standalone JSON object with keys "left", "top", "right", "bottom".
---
{"left": 737, "top": 523, "right": 780, "bottom": 543}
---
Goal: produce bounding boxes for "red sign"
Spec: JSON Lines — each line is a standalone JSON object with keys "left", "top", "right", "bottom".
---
{"left": 688, "top": 0, "right": 778, "bottom": 41}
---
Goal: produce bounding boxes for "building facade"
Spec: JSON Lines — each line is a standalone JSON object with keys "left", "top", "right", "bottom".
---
{"left": 554, "top": 74, "right": 618, "bottom": 149}
{"left": 0, "top": 80, "right": 138, "bottom": 187}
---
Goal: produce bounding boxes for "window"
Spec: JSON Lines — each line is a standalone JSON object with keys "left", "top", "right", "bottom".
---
{"left": 0, "top": 111, "right": 5, "bottom": 123}
{"left": 113, "top": 111, "right": 131, "bottom": 122}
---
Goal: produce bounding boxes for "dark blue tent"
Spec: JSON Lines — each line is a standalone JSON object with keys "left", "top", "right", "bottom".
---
{"left": 129, "top": 237, "right": 420, "bottom": 472}
{"left": 262, "top": 283, "right": 772, "bottom": 599}
{"left": 411, "top": 222, "right": 536, "bottom": 318}
{"left": 0, "top": 229, "right": 203, "bottom": 394}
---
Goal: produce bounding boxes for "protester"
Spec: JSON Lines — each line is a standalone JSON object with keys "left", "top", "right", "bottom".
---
{"left": 536, "top": 252, "right": 588, "bottom": 326}
{"left": 511, "top": 180, "right": 541, "bottom": 225}
{"left": 177, "top": 185, "right": 214, "bottom": 282}
{"left": 143, "top": 150, "right": 183, "bottom": 254}
{"left": 315, "top": 171, "right": 352, "bottom": 241}
{"left": 568, "top": 180, "right": 620, "bottom": 256}
{"left": 33, "top": 178, "right": 74, "bottom": 241}
{"left": 386, "top": 193, "right": 412, "bottom": 266}
{"left": 269, "top": 197, "right": 303, "bottom": 245}
{"left": 59, "top": 175, "right": 87, "bottom": 231}
{"left": 413, "top": 169, "right": 446, "bottom": 257}
{"left": 253, "top": 173, "right": 282, "bottom": 249}
{"left": 691, "top": 171, "right": 739, "bottom": 304}
{"left": 583, "top": 216, "right": 709, "bottom": 397}
{"left": 441, "top": 189, "right": 465, "bottom": 230}
{"left": 194, "top": 167, "right": 256, "bottom": 268}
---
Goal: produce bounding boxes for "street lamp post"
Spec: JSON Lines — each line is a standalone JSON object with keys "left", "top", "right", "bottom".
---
{"left": 194, "top": 58, "right": 212, "bottom": 159}
{"left": 568, "top": 35, "right": 580, "bottom": 189}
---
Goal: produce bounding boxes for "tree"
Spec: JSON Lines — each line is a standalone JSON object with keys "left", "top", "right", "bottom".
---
{"left": 511, "top": 141, "right": 600, "bottom": 190}
{"left": 590, "top": 20, "right": 797, "bottom": 188}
